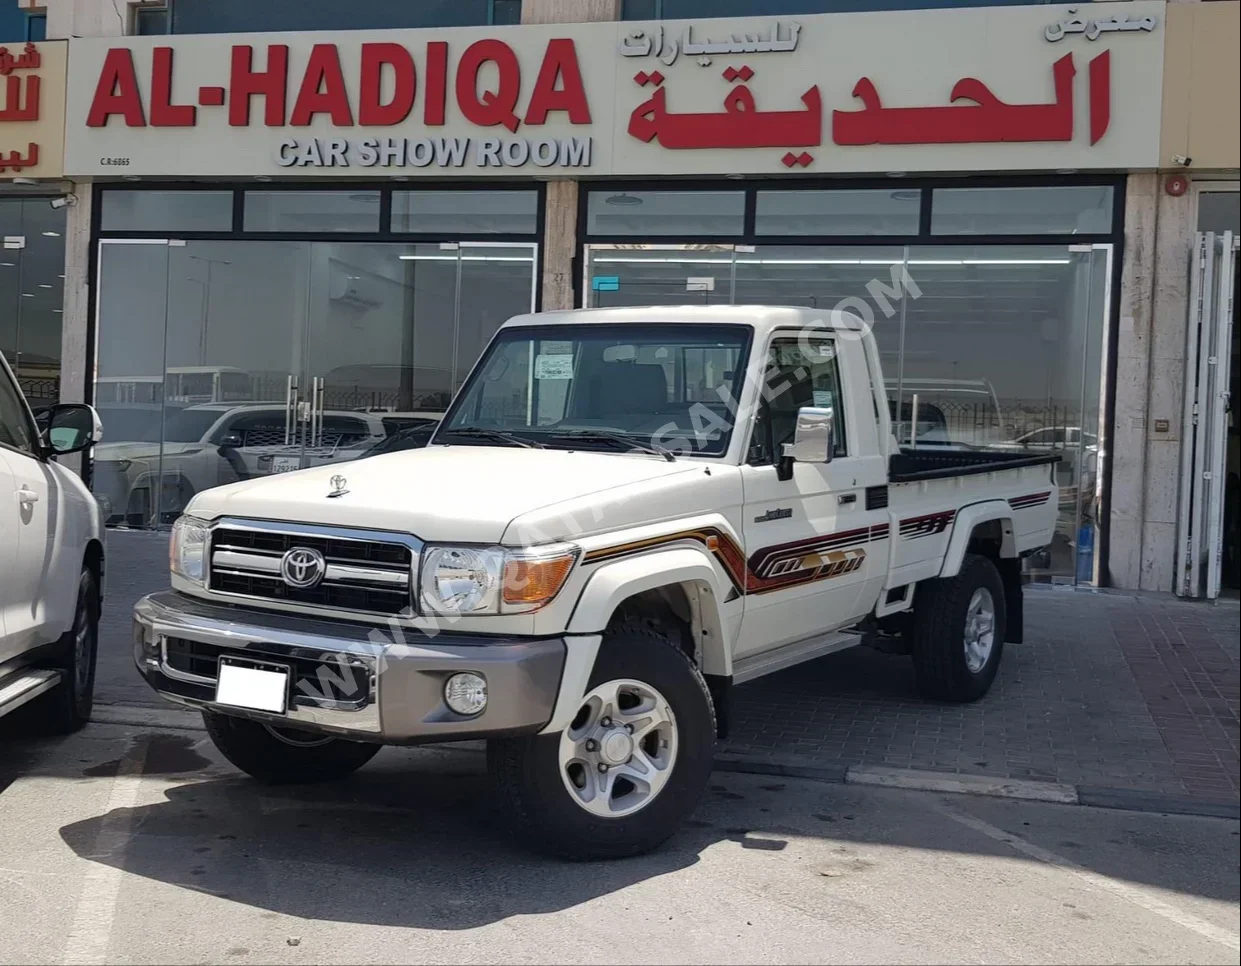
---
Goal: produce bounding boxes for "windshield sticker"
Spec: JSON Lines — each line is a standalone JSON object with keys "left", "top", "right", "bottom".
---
{"left": 813, "top": 390, "right": 835, "bottom": 408}
{"left": 534, "top": 354, "right": 575, "bottom": 380}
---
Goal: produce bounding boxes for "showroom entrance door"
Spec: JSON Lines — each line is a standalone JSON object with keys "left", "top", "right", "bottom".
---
{"left": 92, "top": 239, "right": 537, "bottom": 527}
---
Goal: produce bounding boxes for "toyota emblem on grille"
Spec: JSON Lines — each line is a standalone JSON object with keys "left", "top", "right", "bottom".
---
{"left": 280, "top": 547, "right": 326, "bottom": 589}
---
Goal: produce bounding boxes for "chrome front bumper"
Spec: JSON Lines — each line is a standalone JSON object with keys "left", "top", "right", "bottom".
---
{"left": 133, "top": 592, "right": 565, "bottom": 744}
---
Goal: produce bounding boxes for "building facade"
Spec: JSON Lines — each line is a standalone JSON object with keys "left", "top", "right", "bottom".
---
{"left": 5, "top": 0, "right": 1238, "bottom": 595}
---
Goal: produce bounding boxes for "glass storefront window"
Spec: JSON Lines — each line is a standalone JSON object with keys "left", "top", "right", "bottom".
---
{"left": 586, "top": 190, "right": 745, "bottom": 237}
{"left": 243, "top": 191, "right": 381, "bottom": 233}
{"left": 931, "top": 185, "right": 1113, "bottom": 235}
{"left": 584, "top": 240, "right": 1111, "bottom": 584}
{"left": 755, "top": 189, "right": 921, "bottom": 236}
{"left": 0, "top": 199, "right": 65, "bottom": 421}
{"left": 92, "top": 238, "right": 536, "bottom": 527}
{"left": 391, "top": 190, "right": 538, "bottom": 235}
{"left": 101, "top": 190, "right": 234, "bottom": 233}
{"left": 168, "top": 0, "right": 505, "bottom": 33}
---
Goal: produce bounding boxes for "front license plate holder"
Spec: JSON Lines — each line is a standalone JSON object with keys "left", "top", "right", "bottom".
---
{"left": 214, "top": 656, "right": 290, "bottom": 714}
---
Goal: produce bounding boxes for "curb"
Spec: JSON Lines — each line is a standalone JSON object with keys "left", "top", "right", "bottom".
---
{"left": 90, "top": 705, "right": 1240, "bottom": 821}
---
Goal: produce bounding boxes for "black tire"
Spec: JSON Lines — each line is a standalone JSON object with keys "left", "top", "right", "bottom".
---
{"left": 24, "top": 568, "right": 99, "bottom": 735}
{"left": 1224, "top": 475, "right": 1240, "bottom": 589}
{"left": 488, "top": 620, "right": 716, "bottom": 860}
{"left": 203, "top": 711, "right": 380, "bottom": 784}
{"left": 911, "top": 553, "right": 1007, "bottom": 703}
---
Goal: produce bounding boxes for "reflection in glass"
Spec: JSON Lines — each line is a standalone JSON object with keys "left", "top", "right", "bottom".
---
{"left": 583, "top": 241, "right": 1110, "bottom": 583}
{"left": 392, "top": 190, "right": 538, "bottom": 235}
{"left": 586, "top": 191, "right": 745, "bottom": 236}
{"left": 931, "top": 185, "right": 1113, "bottom": 235}
{"left": 0, "top": 199, "right": 66, "bottom": 419}
{"left": 101, "top": 190, "right": 234, "bottom": 233}
{"left": 586, "top": 247, "right": 735, "bottom": 306}
{"left": 755, "top": 189, "right": 920, "bottom": 236}
{"left": 92, "top": 239, "right": 538, "bottom": 527}
{"left": 244, "top": 191, "right": 381, "bottom": 233}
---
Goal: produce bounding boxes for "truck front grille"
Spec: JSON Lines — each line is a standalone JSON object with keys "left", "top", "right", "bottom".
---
{"left": 207, "top": 524, "right": 414, "bottom": 617}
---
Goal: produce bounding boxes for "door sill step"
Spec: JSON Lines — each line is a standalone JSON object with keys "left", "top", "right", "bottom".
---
{"left": 0, "top": 669, "right": 61, "bottom": 718}
{"left": 732, "top": 630, "right": 860, "bottom": 684}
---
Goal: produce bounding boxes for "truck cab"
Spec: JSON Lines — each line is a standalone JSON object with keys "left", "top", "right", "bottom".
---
{"left": 134, "top": 306, "right": 1057, "bottom": 859}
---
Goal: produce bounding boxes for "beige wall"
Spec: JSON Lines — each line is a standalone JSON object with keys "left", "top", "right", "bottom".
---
{"left": 1161, "top": 0, "right": 1241, "bottom": 171}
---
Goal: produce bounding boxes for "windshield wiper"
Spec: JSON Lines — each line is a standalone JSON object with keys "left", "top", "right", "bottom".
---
{"left": 547, "top": 430, "right": 676, "bottom": 462}
{"left": 439, "top": 427, "right": 544, "bottom": 449}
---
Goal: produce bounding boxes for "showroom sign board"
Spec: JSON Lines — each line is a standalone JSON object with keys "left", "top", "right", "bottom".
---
{"left": 63, "top": 2, "right": 1166, "bottom": 178}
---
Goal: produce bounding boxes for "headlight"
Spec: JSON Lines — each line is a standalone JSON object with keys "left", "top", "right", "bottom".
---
{"left": 419, "top": 543, "right": 577, "bottom": 616}
{"left": 169, "top": 515, "right": 210, "bottom": 585}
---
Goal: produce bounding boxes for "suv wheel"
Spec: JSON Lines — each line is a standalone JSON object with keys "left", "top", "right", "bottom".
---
{"left": 488, "top": 620, "right": 715, "bottom": 860}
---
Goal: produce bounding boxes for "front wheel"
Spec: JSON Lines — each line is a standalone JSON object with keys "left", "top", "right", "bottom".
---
{"left": 488, "top": 621, "right": 716, "bottom": 860}
{"left": 203, "top": 711, "right": 380, "bottom": 784}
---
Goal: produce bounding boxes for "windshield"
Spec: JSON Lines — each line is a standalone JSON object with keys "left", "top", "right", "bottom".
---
{"left": 441, "top": 324, "right": 752, "bottom": 456}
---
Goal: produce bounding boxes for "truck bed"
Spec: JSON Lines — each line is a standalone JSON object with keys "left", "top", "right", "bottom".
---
{"left": 889, "top": 448, "right": 1060, "bottom": 482}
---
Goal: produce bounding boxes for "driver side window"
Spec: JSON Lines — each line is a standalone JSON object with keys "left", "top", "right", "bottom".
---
{"left": 748, "top": 337, "right": 848, "bottom": 465}
{"left": 0, "top": 362, "right": 37, "bottom": 456}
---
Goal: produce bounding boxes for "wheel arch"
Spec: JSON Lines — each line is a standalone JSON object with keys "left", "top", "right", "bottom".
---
{"left": 938, "top": 502, "right": 1016, "bottom": 578}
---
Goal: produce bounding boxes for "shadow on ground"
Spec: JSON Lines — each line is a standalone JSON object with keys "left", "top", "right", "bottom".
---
{"left": 33, "top": 727, "right": 1239, "bottom": 931}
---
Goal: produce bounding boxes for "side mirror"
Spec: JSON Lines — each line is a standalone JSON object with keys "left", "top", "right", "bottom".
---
{"left": 45, "top": 403, "right": 102, "bottom": 456}
{"left": 783, "top": 406, "right": 835, "bottom": 464}
{"left": 217, "top": 432, "right": 243, "bottom": 448}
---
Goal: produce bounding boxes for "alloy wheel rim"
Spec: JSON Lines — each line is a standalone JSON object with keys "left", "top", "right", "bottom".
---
{"left": 73, "top": 596, "right": 93, "bottom": 695}
{"left": 558, "top": 678, "right": 678, "bottom": 818}
{"left": 963, "top": 587, "right": 996, "bottom": 673}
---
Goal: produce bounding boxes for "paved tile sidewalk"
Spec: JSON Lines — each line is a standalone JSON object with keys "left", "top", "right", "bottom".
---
{"left": 724, "top": 587, "right": 1240, "bottom": 804}
{"left": 99, "top": 532, "right": 1239, "bottom": 805}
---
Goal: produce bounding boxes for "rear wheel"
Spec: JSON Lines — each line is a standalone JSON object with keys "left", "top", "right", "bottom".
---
{"left": 488, "top": 620, "right": 715, "bottom": 860}
{"left": 203, "top": 711, "right": 380, "bottom": 784}
{"left": 911, "top": 553, "right": 1007, "bottom": 702}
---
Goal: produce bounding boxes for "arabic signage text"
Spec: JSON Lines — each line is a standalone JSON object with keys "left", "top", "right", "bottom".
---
{"left": 0, "top": 41, "right": 67, "bottom": 179}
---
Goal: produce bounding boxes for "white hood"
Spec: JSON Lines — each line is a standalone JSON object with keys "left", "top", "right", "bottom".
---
{"left": 186, "top": 445, "right": 710, "bottom": 543}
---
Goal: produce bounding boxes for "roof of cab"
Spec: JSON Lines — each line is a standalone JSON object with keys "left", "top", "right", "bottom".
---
{"left": 500, "top": 305, "right": 863, "bottom": 339}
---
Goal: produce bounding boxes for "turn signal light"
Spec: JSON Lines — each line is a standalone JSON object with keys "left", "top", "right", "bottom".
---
{"left": 502, "top": 552, "right": 577, "bottom": 607}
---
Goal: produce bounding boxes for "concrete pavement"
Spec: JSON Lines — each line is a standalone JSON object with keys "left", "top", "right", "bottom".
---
{"left": 1, "top": 720, "right": 1238, "bottom": 965}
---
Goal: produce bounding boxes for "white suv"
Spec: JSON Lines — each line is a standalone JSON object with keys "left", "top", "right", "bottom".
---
{"left": 0, "top": 352, "right": 106, "bottom": 733}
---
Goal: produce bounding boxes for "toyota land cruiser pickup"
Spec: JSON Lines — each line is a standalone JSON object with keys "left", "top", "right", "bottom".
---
{"left": 133, "top": 306, "right": 1058, "bottom": 859}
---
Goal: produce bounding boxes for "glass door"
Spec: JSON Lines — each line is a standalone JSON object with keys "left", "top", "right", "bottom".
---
{"left": 93, "top": 239, "right": 308, "bottom": 526}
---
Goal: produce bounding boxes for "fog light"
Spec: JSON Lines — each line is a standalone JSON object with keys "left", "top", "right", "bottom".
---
{"left": 444, "top": 672, "right": 487, "bottom": 716}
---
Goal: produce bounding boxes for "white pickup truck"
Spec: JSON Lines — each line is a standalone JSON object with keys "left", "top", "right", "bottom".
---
{"left": 134, "top": 306, "right": 1058, "bottom": 859}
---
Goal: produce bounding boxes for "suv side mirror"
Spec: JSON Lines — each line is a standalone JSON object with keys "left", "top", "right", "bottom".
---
{"left": 45, "top": 403, "right": 103, "bottom": 456}
{"left": 783, "top": 406, "right": 835, "bottom": 464}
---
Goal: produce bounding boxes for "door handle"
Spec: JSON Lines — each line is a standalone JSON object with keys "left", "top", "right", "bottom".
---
{"left": 17, "top": 487, "right": 39, "bottom": 505}
{"left": 284, "top": 375, "right": 299, "bottom": 446}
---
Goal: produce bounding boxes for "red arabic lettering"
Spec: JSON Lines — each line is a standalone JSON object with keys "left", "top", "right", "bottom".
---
{"left": 0, "top": 141, "right": 38, "bottom": 171}
{"left": 0, "top": 74, "right": 39, "bottom": 121}
{"left": 86, "top": 48, "right": 145, "bottom": 127}
{"left": 627, "top": 81, "right": 821, "bottom": 150}
{"left": 1089, "top": 50, "right": 1110, "bottom": 145}
{"left": 524, "top": 38, "right": 591, "bottom": 125}
{"left": 150, "top": 47, "right": 196, "bottom": 126}
{"left": 832, "top": 54, "right": 1076, "bottom": 146}
{"left": 229, "top": 45, "right": 289, "bottom": 127}
{"left": 0, "top": 43, "right": 40, "bottom": 76}
{"left": 455, "top": 39, "right": 521, "bottom": 133}
{"left": 359, "top": 43, "right": 415, "bottom": 127}
{"left": 290, "top": 44, "right": 353, "bottom": 126}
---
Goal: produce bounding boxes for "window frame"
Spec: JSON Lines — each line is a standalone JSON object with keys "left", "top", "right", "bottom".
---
{"left": 747, "top": 332, "right": 849, "bottom": 468}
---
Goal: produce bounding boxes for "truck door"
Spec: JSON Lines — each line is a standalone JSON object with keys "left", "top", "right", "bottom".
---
{"left": 736, "top": 332, "right": 889, "bottom": 658}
